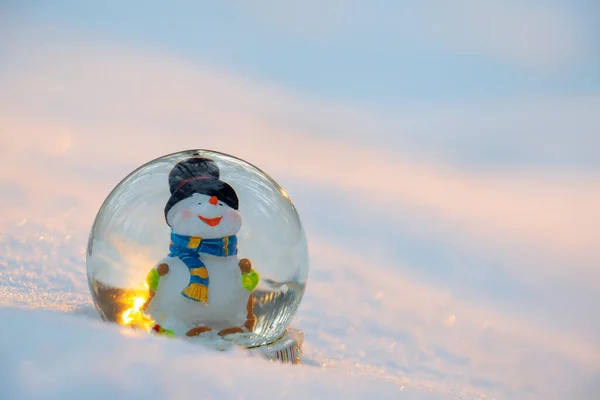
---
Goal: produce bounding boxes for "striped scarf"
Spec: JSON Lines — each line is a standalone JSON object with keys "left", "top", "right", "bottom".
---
{"left": 169, "top": 232, "right": 238, "bottom": 303}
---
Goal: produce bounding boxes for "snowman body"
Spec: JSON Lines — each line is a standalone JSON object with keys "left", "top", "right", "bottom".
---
{"left": 145, "top": 187, "right": 253, "bottom": 336}
{"left": 147, "top": 254, "right": 248, "bottom": 335}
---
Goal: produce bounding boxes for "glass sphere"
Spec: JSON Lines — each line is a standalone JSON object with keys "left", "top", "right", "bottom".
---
{"left": 86, "top": 150, "right": 308, "bottom": 348}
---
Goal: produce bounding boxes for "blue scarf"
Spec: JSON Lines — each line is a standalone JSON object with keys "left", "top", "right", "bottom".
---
{"left": 169, "top": 232, "right": 238, "bottom": 303}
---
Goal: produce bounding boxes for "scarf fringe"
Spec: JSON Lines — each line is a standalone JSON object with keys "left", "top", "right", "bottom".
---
{"left": 181, "top": 283, "right": 209, "bottom": 303}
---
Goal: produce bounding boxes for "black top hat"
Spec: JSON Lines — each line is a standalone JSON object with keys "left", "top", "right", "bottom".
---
{"left": 164, "top": 157, "right": 239, "bottom": 224}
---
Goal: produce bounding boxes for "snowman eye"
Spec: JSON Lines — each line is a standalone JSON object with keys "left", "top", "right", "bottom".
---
{"left": 198, "top": 202, "right": 202, "bottom": 205}
{"left": 219, "top": 203, "right": 223, "bottom": 206}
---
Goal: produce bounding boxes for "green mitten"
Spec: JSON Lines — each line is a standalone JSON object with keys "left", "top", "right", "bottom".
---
{"left": 152, "top": 324, "right": 175, "bottom": 337}
{"left": 242, "top": 269, "right": 260, "bottom": 292}
{"left": 146, "top": 268, "right": 160, "bottom": 291}
{"left": 163, "top": 328, "right": 175, "bottom": 337}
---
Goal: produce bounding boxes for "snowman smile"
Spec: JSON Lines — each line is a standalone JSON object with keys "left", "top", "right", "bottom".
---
{"left": 198, "top": 215, "right": 222, "bottom": 227}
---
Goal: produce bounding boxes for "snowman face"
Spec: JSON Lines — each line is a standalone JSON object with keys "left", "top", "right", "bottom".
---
{"left": 167, "top": 193, "right": 242, "bottom": 238}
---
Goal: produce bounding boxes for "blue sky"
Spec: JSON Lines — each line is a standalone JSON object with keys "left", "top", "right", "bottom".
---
{"left": 5, "top": 0, "right": 599, "bottom": 170}
{"left": 7, "top": 0, "right": 600, "bottom": 102}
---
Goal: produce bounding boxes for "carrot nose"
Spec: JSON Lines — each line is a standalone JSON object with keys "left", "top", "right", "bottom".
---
{"left": 209, "top": 196, "right": 219, "bottom": 206}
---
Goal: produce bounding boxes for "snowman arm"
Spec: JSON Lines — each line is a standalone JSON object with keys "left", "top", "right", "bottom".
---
{"left": 141, "top": 263, "right": 170, "bottom": 311}
{"left": 146, "top": 263, "right": 170, "bottom": 291}
{"left": 239, "top": 258, "right": 260, "bottom": 292}
{"left": 239, "top": 258, "right": 252, "bottom": 273}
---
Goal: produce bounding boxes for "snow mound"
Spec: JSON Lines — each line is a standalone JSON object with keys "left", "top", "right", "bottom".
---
{"left": 0, "top": 307, "right": 447, "bottom": 400}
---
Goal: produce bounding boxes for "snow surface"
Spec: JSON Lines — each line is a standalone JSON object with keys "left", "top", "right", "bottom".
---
{"left": 1, "top": 221, "right": 599, "bottom": 399}
{"left": 0, "top": 222, "right": 463, "bottom": 400}
{"left": 0, "top": 307, "right": 440, "bottom": 400}
{"left": 1, "top": 23, "right": 600, "bottom": 400}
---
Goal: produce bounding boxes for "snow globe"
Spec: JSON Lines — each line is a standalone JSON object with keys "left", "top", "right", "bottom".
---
{"left": 86, "top": 150, "right": 308, "bottom": 362}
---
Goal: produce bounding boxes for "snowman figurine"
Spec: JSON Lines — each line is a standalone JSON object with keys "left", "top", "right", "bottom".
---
{"left": 143, "top": 157, "right": 260, "bottom": 339}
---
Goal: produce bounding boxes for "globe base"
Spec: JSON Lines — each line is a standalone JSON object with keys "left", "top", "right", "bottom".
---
{"left": 249, "top": 328, "right": 304, "bottom": 364}
{"left": 89, "top": 276, "right": 304, "bottom": 363}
